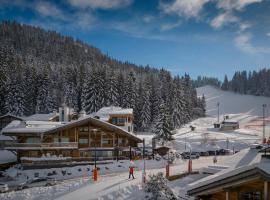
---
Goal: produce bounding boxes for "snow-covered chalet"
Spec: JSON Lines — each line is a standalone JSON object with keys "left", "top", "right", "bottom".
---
{"left": 0, "top": 105, "right": 141, "bottom": 167}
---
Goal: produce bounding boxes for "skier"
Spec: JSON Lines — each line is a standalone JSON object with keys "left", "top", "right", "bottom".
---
{"left": 129, "top": 162, "right": 135, "bottom": 179}
{"left": 129, "top": 166, "right": 135, "bottom": 179}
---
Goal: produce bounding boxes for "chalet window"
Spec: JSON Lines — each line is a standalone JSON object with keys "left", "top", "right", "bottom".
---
{"left": 26, "top": 137, "right": 40, "bottom": 143}
{"left": 111, "top": 117, "right": 125, "bottom": 125}
{"left": 111, "top": 117, "right": 117, "bottom": 125}
{"left": 80, "top": 127, "right": 89, "bottom": 132}
{"left": 102, "top": 138, "right": 112, "bottom": 145}
{"left": 29, "top": 151, "right": 38, "bottom": 157}
{"left": 118, "top": 138, "right": 123, "bottom": 145}
{"left": 79, "top": 138, "right": 88, "bottom": 144}
{"left": 61, "top": 137, "right": 70, "bottom": 143}
{"left": 53, "top": 137, "right": 59, "bottom": 143}
{"left": 128, "top": 126, "right": 131, "bottom": 132}
{"left": 62, "top": 151, "right": 70, "bottom": 157}
{"left": 118, "top": 118, "right": 125, "bottom": 124}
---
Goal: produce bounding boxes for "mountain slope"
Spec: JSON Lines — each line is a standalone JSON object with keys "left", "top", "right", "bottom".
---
{"left": 196, "top": 85, "right": 270, "bottom": 117}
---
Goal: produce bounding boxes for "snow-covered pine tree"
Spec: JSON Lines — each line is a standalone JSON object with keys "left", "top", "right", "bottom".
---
{"left": 134, "top": 81, "right": 143, "bottom": 131}
{"left": 116, "top": 73, "right": 125, "bottom": 107}
{"left": 144, "top": 172, "right": 177, "bottom": 200}
{"left": 123, "top": 71, "right": 137, "bottom": 109}
{"left": 149, "top": 76, "right": 161, "bottom": 126}
{"left": 0, "top": 46, "right": 9, "bottom": 115}
{"left": 153, "top": 102, "right": 174, "bottom": 146}
{"left": 82, "top": 67, "right": 106, "bottom": 114}
{"left": 5, "top": 60, "right": 25, "bottom": 116}
{"left": 221, "top": 75, "right": 229, "bottom": 91}
{"left": 106, "top": 70, "right": 118, "bottom": 106}
{"left": 22, "top": 65, "right": 38, "bottom": 116}
{"left": 171, "top": 76, "right": 186, "bottom": 128}
{"left": 140, "top": 78, "right": 151, "bottom": 131}
{"left": 64, "top": 67, "right": 78, "bottom": 110}
{"left": 36, "top": 68, "right": 55, "bottom": 113}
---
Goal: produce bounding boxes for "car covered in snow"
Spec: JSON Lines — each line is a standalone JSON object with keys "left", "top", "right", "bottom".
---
{"left": 18, "top": 177, "right": 57, "bottom": 190}
{"left": 0, "top": 183, "right": 9, "bottom": 193}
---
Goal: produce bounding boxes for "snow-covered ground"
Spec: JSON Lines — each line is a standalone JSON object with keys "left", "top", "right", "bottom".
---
{"left": 196, "top": 85, "right": 270, "bottom": 116}
{"left": 1, "top": 85, "right": 270, "bottom": 199}
{"left": 0, "top": 156, "right": 220, "bottom": 200}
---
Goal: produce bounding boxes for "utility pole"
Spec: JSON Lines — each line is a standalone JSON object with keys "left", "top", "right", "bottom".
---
{"left": 142, "top": 138, "right": 146, "bottom": 184}
{"left": 217, "top": 102, "right": 220, "bottom": 123}
{"left": 262, "top": 104, "right": 267, "bottom": 143}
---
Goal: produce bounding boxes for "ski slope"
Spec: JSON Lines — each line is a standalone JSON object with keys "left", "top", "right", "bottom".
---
{"left": 196, "top": 85, "right": 270, "bottom": 117}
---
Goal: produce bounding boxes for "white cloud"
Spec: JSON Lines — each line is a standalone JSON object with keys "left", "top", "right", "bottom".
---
{"left": 143, "top": 15, "right": 154, "bottom": 23}
{"left": 239, "top": 22, "right": 252, "bottom": 31}
{"left": 68, "top": 0, "right": 133, "bottom": 10}
{"left": 34, "top": 1, "right": 66, "bottom": 20}
{"left": 235, "top": 33, "right": 270, "bottom": 53}
{"left": 160, "top": 0, "right": 210, "bottom": 19}
{"left": 210, "top": 12, "right": 239, "bottom": 28}
{"left": 267, "top": 33, "right": 270, "bottom": 37}
{"left": 217, "top": 0, "right": 263, "bottom": 11}
{"left": 160, "top": 21, "right": 182, "bottom": 31}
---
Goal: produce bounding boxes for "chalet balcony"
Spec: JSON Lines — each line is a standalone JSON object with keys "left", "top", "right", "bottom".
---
{"left": 0, "top": 141, "right": 78, "bottom": 150}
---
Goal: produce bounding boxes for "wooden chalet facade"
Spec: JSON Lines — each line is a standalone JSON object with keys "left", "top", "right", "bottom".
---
{"left": 1, "top": 116, "right": 142, "bottom": 164}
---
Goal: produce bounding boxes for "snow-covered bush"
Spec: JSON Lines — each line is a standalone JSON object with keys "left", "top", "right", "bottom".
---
{"left": 144, "top": 172, "right": 177, "bottom": 200}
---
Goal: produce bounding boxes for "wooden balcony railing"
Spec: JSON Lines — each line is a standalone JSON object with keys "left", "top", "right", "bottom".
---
{"left": 0, "top": 141, "right": 78, "bottom": 150}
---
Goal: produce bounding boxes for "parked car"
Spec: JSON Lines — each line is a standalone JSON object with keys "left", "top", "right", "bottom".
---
{"left": 0, "top": 183, "right": 8, "bottom": 193}
{"left": 181, "top": 152, "right": 200, "bottom": 159}
{"left": 18, "top": 177, "right": 57, "bottom": 190}
{"left": 218, "top": 149, "right": 233, "bottom": 155}
{"left": 200, "top": 152, "right": 209, "bottom": 156}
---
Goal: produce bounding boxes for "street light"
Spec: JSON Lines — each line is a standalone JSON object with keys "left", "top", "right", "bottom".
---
{"left": 92, "top": 128, "right": 98, "bottom": 181}
{"left": 217, "top": 102, "right": 220, "bottom": 123}
{"left": 262, "top": 104, "right": 267, "bottom": 143}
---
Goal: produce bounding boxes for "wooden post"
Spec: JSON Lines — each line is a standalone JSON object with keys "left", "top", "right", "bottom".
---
{"left": 100, "top": 132, "right": 103, "bottom": 147}
{"left": 226, "top": 191, "right": 229, "bottom": 200}
{"left": 88, "top": 123, "right": 90, "bottom": 147}
{"left": 264, "top": 181, "right": 268, "bottom": 200}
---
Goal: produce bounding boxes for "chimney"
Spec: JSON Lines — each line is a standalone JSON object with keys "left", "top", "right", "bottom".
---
{"left": 59, "top": 104, "right": 70, "bottom": 122}
{"left": 79, "top": 110, "right": 86, "bottom": 118}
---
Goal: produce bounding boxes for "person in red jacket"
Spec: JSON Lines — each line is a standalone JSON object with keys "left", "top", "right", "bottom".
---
{"left": 129, "top": 166, "right": 135, "bottom": 179}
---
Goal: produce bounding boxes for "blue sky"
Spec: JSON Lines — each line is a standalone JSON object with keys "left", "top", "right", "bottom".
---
{"left": 1, "top": 0, "right": 270, "bottom": 79}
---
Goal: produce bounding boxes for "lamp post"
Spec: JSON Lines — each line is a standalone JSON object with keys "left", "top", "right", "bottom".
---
{"left": 217, "top": 102, "right": 220, "bottom": 123}
{"left": 262, "top": 104, "right": 267, "bottom": 143}
{"left": 142, "top": 138, "right": 146, "bottom": 184}
{"left": 94, "top": 129, "right": 97, "bottom": 168}
{"left": 91, "top": 128, "right": 98, "bottom": 181}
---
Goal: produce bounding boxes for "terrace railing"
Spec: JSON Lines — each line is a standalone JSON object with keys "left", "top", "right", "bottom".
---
{"left": 0, "top": 141, "right": 78, "bottom": 150}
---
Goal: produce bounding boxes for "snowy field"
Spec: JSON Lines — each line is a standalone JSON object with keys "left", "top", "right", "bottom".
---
{"left": 196, "top": 85, "right": 270, "bottom": 116}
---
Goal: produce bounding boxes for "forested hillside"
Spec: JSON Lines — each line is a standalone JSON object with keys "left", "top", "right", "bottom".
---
{"left": 0, "top": 21, "right": 205, "bottom": 131}
{"left": 221, "top": 69, "right": 270, "bottom": 96}
{"left": 194, "top": 69, "right": 270, "bottom": 98}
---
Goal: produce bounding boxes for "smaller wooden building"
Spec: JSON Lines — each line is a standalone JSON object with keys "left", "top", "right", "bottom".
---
{"left": 187, "top": 148, "right": 270, "bottom": 200}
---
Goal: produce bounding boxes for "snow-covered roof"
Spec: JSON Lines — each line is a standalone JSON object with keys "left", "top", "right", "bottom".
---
{"left": 188, "top": 147, "right": 270, "bottom": 194}
{"left": 0, "top": 113, "right": 24, "bottom": 120}
{"left": 2, "top": 116, "right": 142, "bottom": 142}
{"left": 92, "top": 106, "right": 133, "bottom": 121}
{"left": 23, "top": 112, "right": 58, "bottom": 121}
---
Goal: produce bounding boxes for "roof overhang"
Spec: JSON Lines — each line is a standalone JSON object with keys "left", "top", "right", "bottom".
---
{"left": 188, "top": 167, "right": 270, "bottom": 196}
{"left": 2, "top": 117, "right": 142, "bottom": 143}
